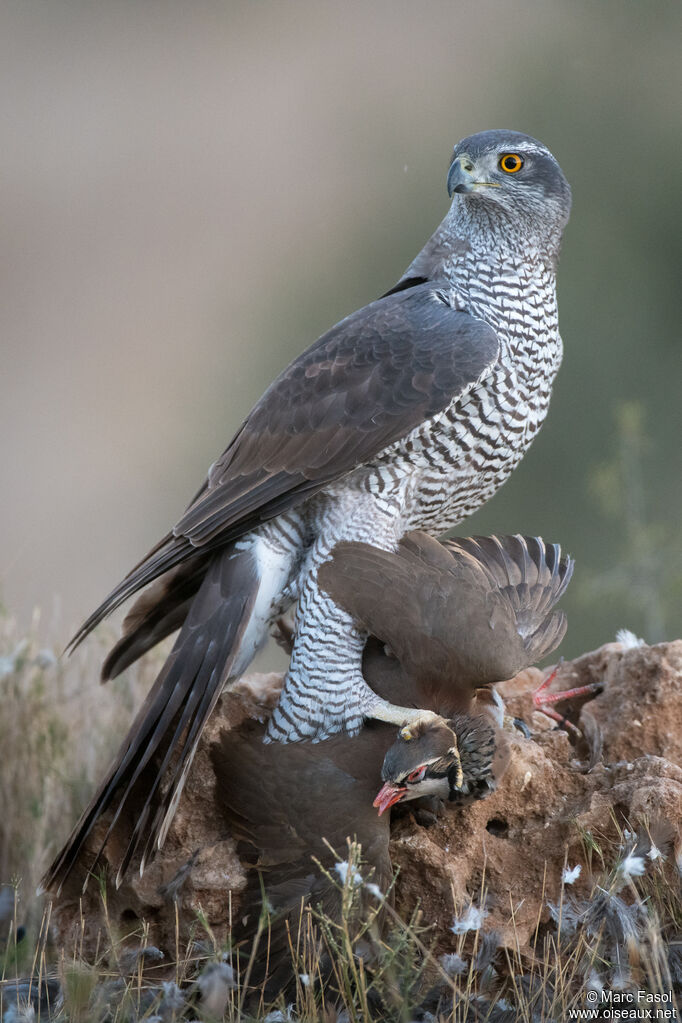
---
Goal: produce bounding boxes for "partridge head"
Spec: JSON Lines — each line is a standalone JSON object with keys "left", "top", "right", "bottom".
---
{"left": 373, "top": 712, "right": 497, "bottom": 815}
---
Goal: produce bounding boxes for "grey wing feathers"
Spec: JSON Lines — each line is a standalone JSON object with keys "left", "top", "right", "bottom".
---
{"left": 101, "top": 554, "right": 212, "bottom": 680}
{"left": 68, "top": 285, "right": 499, "bottom": 656}
{"left": 442, "top": 534, "right": 574, "bottom": 662}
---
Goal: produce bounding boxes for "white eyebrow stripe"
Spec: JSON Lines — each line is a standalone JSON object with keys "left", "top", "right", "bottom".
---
{"left": 397, "top": 754, "right": 443, "bottom": 782}
{"left": 510, "top": 145, "right": 550, "bottom": 157}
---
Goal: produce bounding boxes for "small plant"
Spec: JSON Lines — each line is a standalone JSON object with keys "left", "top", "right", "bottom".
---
{"left": 1, "top": 610, "right": 680, "bottom": 1019}
{"left": 0, "top": 606, "right": 162, "bottom": 936}
{"left": 0, "top": 818, "right": 680, "bottom": 1020}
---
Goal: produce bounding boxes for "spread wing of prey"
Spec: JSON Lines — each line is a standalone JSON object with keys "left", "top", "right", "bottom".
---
{"left": 69, "top": 283, "right": 500, "bottom": 652}
{"left": 319, "top": 531, "right": 573, "bottom": 694}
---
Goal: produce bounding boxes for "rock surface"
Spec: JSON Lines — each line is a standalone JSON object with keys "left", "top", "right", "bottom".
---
{"left": 50, "top": 674, "right": 283, "bottom": 958}
{"left": 50, "top": 641, "right": 682, "bottom": 967}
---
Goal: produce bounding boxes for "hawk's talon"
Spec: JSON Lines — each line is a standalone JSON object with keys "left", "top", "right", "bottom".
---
{"left": 511, "top": 716, "right": 531, "bottom": 739}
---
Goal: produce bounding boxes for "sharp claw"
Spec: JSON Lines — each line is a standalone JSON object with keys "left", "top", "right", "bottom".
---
{"left": 368, "top": 702, "right": 440, "bottom": 730}
{"left": 453, "top": 754, "right": 464, "bottom": 791}
{"left": 512, "top": 717, "right": 531, "bottom": 739}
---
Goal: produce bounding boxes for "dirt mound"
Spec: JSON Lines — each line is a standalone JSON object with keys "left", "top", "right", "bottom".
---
{"left": 50, "top": 642, "right": 682, "bottom": 967}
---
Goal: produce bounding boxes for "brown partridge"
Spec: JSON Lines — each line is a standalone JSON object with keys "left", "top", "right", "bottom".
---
{"left": 210, "top": 532, "right": 573, "bottom": 998}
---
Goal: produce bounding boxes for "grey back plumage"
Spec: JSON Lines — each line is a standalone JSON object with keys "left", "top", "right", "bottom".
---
{"left": 66, "top": 285, "right": 500, "bottom": 655}
{"left": 43, "top": 129, "right": 571, "bottom": 895}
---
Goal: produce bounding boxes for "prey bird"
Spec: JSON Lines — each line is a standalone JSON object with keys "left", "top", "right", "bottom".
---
{"left": 211, "top": 532, "right": 573, "bottom": 999}
{"left": 41, "top": 129, "right": 571, "bottom": 893}
{"left": 319, "top": 531, "right": 574, "bottom": 811}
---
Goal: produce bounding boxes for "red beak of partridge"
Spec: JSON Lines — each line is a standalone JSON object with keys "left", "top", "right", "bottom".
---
{"left": 373, "top": 782, "right": 407, "bottom": 816}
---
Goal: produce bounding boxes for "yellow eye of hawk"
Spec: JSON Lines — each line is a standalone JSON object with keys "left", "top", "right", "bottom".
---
{"left": 499, "top": 153, "right": 524, "bottom": 173}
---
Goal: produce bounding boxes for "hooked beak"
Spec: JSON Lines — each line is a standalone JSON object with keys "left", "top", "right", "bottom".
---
{"left": 447, "top": 155, "right": 476, "bottom": 196}
{"left": 373, "top": 781, "right": 407, "bottom": 816}
{"left": 447, "top": 155, "right": 500, "bottom": 197}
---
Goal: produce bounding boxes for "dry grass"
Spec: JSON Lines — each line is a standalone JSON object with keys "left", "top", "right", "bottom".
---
{"left": 1, "top": 610, "right": 680, "bottom": 1020}
{"left": 1, "top": 835, "right": 680, "bottom": 1021}
{"left": 0, "top": 607, "right": 163, "bottom": 947}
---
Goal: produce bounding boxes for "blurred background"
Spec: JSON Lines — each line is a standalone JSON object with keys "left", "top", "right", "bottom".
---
{"left": 2, "top": 0, "right": 681, "bottom": 663}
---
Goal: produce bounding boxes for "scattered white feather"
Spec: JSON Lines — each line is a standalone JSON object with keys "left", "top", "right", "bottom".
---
{"left": 365, "top": 882, "right": 383, "bottom": 899}
{"left": 298, "top": 973, "right": 310, "bottom": 987}
{"left": 196, "top": 961, "right": 236, "bottom": 1019}
{"left": 611, "top": 969, "right": 632, "bottom": 991}
{"left": 619, "top": 853, "right": 646, "bottom": 879}
{"left": 440, "top": 952, "right": 467, "bottom": 975}
{"left": 334, "top": 860, "right": 362, "bottom": 887}
{"left": 562, "top": 864, "right": 582, "bottom": 885}
{"left": 263, "top": 1009, "right": 297, "bottom": 1023}
{"left": 586, "top": 971, "right": 604, "bottom": 995}
{"left": 648, "top": 843, "right": 664, "bottom": 862}
{"left": 35, "top": 648, "right": 57, "bottom": 668}
{"left": 451, "top": 904, "right": 488, "bottom": 934}
{"left": 3, "top": 1007, "right": 36, "bottom": 1023}
{"left": 615, "top": 628, "right": 645, "bottom": 649}
{"left": 158, "top": 980, "right": 185, "bottom": 1015}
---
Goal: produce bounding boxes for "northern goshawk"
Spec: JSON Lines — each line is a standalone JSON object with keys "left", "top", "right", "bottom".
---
{"left": 42, "top": 129, "right": 572, "bottom": 890}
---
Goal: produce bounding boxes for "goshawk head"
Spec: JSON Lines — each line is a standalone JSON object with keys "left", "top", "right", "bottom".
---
{"left": 447, "top": 129, "right": 571, "bottom": 254}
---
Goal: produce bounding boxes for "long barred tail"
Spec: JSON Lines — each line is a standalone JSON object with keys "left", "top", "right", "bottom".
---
{"left": 40, "top": 537, "right": 290, "bottom": 895}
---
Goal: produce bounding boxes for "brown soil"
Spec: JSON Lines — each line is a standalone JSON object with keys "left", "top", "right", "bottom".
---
{"left": 50, "top": 641, "right": 682, "bottom": 966}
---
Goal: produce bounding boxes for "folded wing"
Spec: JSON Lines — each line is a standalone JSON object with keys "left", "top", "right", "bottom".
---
{"left": 69, "top": 285, "right": 499, "bottom": 657}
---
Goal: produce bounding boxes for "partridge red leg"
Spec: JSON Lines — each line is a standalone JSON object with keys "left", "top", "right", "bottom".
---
{"left": 533, "top": 662, "right": 602, "bottom": 735}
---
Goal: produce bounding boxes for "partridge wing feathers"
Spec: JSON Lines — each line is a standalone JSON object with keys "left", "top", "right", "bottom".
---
{"left": 69, "top": 285, "right": 499, "bottom": 652}
{"left": 320, "top": 531, "right": 574, "bottom": 696}
{"left": 318, "top": 531, "right": 505, "bottom": 691}
{"left": 441, "top": 534, "right": 574, "bottom": 664}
